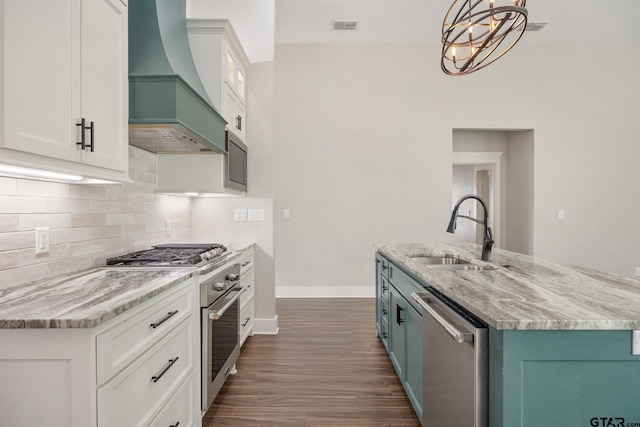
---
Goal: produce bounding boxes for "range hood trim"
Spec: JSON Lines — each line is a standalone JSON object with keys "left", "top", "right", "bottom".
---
{"left": 129, "top": 74, "right": 228, "bottom": 154}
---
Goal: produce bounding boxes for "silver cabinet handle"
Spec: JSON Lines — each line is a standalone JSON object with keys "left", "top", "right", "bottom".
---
{"left": 209, "top": 287, "right": 244, "bottom": 320}
{"left": 411, "top": 292, "right": 473, "bottom": 344}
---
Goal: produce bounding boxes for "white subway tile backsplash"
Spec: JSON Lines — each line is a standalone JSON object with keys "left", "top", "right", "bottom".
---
{"left": 17, "top": 179, "right": 69, "bottom": 198}
{"left": 90, "top": 200, "right": 123, "bottom": 213}
{"left": 68, "top": 184, "right": 109, "bottom": 200}
{"left": 0, "top": 214, "right": 19, "bottom": 232}
{"left": 71, "top": 213, "right": 107, "bottom": 227}
{"left": 19, "top": 244, "right": 70, "bottom": 266}
{"left": 0, "top": 231, "right": 36, "bottom": 251}
{"left": 46, "top": 256, "right": 91, "bottom": 278}
{"left": 0, "top": 177, "right": 18, "bottom": 195}
{"left": 0, "top": 251, "right": 19, "bottom": 269}
{"left": 0, "top": 146, "right": 193, "bottom": 283}
{"left": 50, "top": 227, "right": 92, "bottom": 244}
{"left": 19, "top": 213, "right": 71, "bottom": 230}
{"left": 91, "top": 225, "right": 122, "bottom": 239}
{"left": 70, "top": 239, "right": 109, "bottom": 257}
{"left": 0, "top": 195, "right": 46, "bottom": 213}
{"left": 0, "top": 264, "right": 47, "bottom": 290}
{"left": 46, "top": 198, "right": 91, "bottom": 213}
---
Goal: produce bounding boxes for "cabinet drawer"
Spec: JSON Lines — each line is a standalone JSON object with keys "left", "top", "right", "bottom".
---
{"left": 389, "top": 263, "right": 422, "bottom": 300}
{"left": 96, "top": 283, "right": 194, "bottom": 383}
{"left": 240, "top": 299, "right": 254, "bottom": 346}
{"left": 149, "top": 374, "right": 195, "bottom": 427}
{"left": 381, "top": 316, "right": 389, "bottom": 348}
{"left": 380, "top": 257, "right": 390, "bottom": 279}
{"left": 98, "top": 318, "right": 194, "bottom": 427}
{"left": 240, "top": 281, "right": 254, "bottom": 308}
{"left": 381, "top": 277, "right": 390, "bottom": 302}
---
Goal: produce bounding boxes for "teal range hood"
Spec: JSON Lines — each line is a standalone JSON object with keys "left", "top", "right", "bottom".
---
{"left": 128, "top": 0, "right": 227, "bottom": 153}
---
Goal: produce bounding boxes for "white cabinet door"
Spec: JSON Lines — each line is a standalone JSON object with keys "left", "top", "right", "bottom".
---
{"left": 223, "top": 83, "right": 245, "bottom": 140}
{"left": 2, "top": 0, "right": 128, "bottom": 174}
{"left": 80, "top": 0, "right": 128, "bottom": 171}
{"left": 3, "top": 0, "right": 82, "bottom": 162}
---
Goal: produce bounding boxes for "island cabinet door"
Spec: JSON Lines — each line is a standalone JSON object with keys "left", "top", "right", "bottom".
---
{"left": 489, "top": 328, "right": 640, "bottom": 427}
{"left": 388, "top": 285, "right": 405, "bottom": 379}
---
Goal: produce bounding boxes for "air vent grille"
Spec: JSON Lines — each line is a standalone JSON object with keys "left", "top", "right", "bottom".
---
{"left": 332, "top": 21, "right": 358, "bottom": 31}
{"left": 525, "top": 21, "right": 549, "bottom": 32}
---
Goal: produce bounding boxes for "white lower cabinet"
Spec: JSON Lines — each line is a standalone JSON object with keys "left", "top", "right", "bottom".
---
{"left": 0, "top": 278, "right": 201, "bottom": 427}
{"left": 97, "top": 319, "right": 194, "bottom": 427}
{"left": 238, "top": 246, "right": 255, "bottom": 346}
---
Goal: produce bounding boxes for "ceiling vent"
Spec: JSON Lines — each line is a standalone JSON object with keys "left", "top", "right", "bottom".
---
{"left": 332, "top": 21, "right": 358, "bottom": 31}
{"left": 525, "top": 21, "right": 549, "bottom": 32}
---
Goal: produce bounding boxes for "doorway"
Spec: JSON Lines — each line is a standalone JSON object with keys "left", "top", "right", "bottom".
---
{"left": 452, "top": 129, "right": 535, "bottom": 255}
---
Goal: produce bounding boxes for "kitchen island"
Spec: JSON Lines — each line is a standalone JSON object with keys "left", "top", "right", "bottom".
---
{"left": 376, "top": 243, "right": 640, "bottom": 427}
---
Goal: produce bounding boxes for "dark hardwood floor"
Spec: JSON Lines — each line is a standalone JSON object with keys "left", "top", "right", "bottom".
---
{"left": 202, "top": 298, "right": 421, "bottom": 427}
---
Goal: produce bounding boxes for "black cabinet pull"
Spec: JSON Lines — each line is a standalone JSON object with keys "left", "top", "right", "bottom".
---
{"left": 236, "top": 115, "right": 242, "bottom": 131}
{"left": 150, "top": 310, "right": 178, "bottom": 329}
{"left": 242, "top": 317, "right": 251, "bottom": 327}
{"left": 241, "top": 261, "right": 251, "bottom": 267}
{"left": 88, "top": 121, "right": 94, "bottom": 152}
{"left": 382, "top": 265, "right": 388, "bottom": 271}
{"left": 76, "top": 118, "right": 86, "bottom": 149}
{"left": 396, "top": 304, "right": 404, "bottom": 325}
{"left": 170, "top": 423, "right": 180, "bottom": 427}
{"left": 76, "top": 118, "right": 94, "bottom": 151}
{"left": 151, "top": 357, "right": 179, "bottom": 383}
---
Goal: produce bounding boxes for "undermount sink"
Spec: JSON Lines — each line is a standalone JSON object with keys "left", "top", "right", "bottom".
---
{"left": 426, "top": 264, "right": 494, "bottom": 271}
{"left": 410, "top": 255, "right": 470, "bottom": 265}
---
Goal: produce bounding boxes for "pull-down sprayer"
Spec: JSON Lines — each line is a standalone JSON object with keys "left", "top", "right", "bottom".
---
{"left": 447, "top": 194, "right": 494, "bottom": 261}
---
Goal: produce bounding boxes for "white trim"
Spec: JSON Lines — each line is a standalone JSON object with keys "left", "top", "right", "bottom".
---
{"left": 453, "top": 151, "right": 504, "bottom": 248}
{"left": 276, "top": 286, "right": 375, "bottom": 298}
{"left": 253, "top": 316, "right": 279, "bottom": 335}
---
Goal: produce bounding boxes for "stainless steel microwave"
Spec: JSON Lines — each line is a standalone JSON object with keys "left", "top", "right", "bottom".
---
{"left": 224, "top": 131, "right": 247, "bottom": 192}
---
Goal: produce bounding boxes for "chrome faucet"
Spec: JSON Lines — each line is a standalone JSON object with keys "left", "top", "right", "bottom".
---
{"left": 446, "top": 194, "right": 494, "bottom": 261}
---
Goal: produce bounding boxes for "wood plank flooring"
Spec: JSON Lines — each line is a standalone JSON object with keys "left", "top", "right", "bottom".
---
{"left": 202, "top": 298, "right": 421, "bottom": 427}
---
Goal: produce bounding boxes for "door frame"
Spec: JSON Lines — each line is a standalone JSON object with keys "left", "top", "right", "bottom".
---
{"left": 452, "top": 152, "right": 504, "bottom": 248}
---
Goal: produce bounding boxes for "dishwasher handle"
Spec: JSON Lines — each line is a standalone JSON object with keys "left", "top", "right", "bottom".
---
{"left": 411, "top": 292, "right": 473, "bottom": 344}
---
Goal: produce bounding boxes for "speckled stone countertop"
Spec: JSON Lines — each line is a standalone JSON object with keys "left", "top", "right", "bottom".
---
{"left": 377, "top": 243, "right": 640, "bottom": 330}
{"left": 0, "top": 267, "right": 197, "bottom": 329}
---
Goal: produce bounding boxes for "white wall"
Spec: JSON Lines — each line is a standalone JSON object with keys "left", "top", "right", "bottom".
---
{"left": 273, "top": 43, "right": 640, "bottom": 298}
{"left": 506, "top": 131, "right": 534, "bottom": 255}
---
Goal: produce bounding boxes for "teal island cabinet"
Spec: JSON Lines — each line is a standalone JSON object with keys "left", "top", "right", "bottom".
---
{"left": 375, "top": 243, "right": 640, "bottom": 427}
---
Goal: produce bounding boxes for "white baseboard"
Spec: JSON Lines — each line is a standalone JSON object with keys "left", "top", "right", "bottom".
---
{"left": 253, "top": 315, "right": 279, "bottom": 335}
{"left": 276, "top": 286, "right": 375, "bottom": 298}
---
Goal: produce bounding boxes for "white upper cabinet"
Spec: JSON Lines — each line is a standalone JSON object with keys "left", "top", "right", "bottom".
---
{"left": 187, "top": 19, "right": 249, "bottom": 141}
{"left": 1, "top": 0, "right": 129, "bottom": 182}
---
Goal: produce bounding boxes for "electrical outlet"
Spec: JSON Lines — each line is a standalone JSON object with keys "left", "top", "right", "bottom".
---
{"left": 635, "top": 267, "right": 640, "bottom": 277}
{"left": 165, "top": 220, "right": 172, "bottom": 237}
{"left": 35, "top": 227, "right": 50, "bottom": 254}
{"left": 558, "top": 210, "right": 565, "bottom": 220}
{"left": 283, "top": 209, "right": 291, "bottom": 219}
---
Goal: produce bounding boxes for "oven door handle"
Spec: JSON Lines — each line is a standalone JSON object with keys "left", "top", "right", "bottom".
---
{"left": 208, "top": 287, "right": 245, "bottom": 320}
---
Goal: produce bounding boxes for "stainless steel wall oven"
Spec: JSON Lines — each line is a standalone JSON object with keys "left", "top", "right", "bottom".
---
{"left": 200, "top": 262, "right": 242, "bottom": 411}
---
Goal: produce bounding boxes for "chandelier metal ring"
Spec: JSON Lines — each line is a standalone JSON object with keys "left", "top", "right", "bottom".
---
{"left": 441, "top": 0, "right": 528, "bottom": 76}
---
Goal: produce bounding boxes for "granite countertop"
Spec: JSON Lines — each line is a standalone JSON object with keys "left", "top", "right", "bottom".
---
{"left": 377, "top": 243, "right": 640, "bottom": 330}
{"left": 0, "top": 267, "right": 197, "bottom": 329}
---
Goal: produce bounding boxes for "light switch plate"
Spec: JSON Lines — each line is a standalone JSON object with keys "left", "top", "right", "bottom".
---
{"left": 234, "top": 209, "right": 248, "bottom": 221}
{"left": 248, "top": 208, "right": 265, "bottom": 221}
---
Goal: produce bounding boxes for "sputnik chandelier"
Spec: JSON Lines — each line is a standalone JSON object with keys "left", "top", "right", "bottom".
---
{"left": 441, "top": 0, "right": 528, "bottom": 76}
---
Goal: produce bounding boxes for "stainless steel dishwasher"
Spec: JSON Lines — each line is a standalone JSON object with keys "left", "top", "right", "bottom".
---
{"left": 411, "top": 287, "right": 488, "bottom": 427}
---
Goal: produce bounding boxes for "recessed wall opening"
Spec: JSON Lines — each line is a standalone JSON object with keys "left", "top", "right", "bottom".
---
{"left": 452, "top": 129, "right": 535, "bottom": 256}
